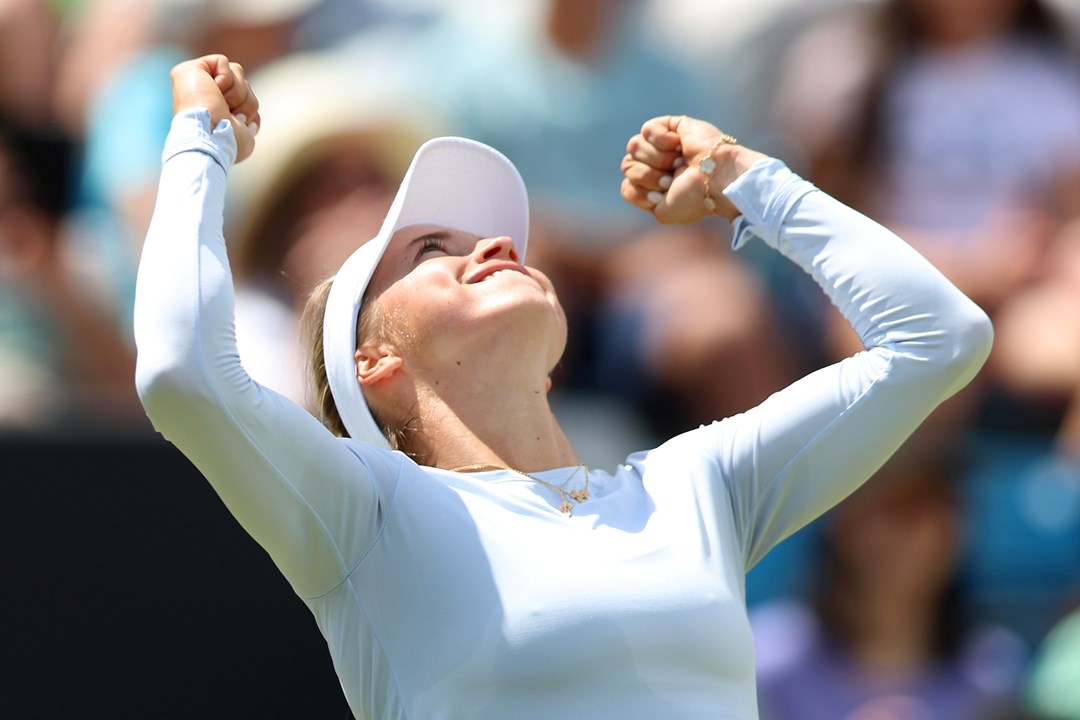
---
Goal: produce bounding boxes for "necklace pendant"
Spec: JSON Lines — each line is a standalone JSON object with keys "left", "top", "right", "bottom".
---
{"left": 569, "top": 488, "right": 589, "bottom": 503}
{"left": 559, "top": 499, "right": 574, "bottom": 516}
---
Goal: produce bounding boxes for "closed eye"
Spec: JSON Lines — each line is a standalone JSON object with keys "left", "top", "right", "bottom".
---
{"left": 413, "top": 233, "right": 450, "bottom": 263}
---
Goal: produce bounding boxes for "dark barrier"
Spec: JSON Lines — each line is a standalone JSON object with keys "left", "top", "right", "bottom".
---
{"left": 2, "top": 431, "right": 350, "bottom": 718}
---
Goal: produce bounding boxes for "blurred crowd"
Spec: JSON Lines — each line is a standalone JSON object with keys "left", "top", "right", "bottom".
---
{"left": 2, "top": 0, "right": 1079, "bottom": 717}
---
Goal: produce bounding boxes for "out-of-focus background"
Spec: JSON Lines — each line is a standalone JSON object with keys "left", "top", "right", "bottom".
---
{"left": 3, "top": 0, "right": 1080, "bottom": 717}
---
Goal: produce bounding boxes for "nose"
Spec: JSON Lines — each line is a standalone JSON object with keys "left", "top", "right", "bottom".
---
{"left": 472, "top": 235, "right": 519, "bottom": 264}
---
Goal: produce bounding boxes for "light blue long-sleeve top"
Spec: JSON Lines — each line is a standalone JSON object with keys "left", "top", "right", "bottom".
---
{"left": 134, "top": 109, "right": 992, "bottom": 719}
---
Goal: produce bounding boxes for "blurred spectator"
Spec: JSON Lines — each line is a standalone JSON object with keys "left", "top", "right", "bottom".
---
{"left": 771, "top": 0, "right": 1080, "bottom": 433}
{"left": 592, "top": 224, "right": 798, "bottom": 436}
{"left": 753, "top": 443, "right": 1026, "bottom": 720}
{"left": 223, "top": 50, "right": 432, "bottom": 404}
{"left": 0, "top": 123, "right": 140, "bottom": 428}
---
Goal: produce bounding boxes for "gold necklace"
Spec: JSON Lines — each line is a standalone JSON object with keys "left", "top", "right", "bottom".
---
{"left": 450, "top": 463, "right": 590, "bottom": 517}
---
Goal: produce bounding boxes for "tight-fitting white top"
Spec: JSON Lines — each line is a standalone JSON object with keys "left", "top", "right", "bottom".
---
{"left": 134, "top": 110, "right": 993, "bottom": 719}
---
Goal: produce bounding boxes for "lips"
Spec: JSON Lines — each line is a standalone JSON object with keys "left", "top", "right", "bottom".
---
{"left": 467, "top": 262, "right": 528, "bottom": 284}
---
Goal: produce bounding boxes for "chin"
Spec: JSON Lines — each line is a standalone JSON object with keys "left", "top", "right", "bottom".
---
{"left": 482, "top": 300, "right": 567, "bottom": 359}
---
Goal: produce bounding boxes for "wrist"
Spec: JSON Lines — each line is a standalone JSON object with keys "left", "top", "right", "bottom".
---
{"left": 696, "top": 134, "right": 739, "bottom": 222}
{"left": 697, "top": 141, "right": 770, "bottom": 222}
{"left": 724, "top": 145, "right": 771, "bottom": 185}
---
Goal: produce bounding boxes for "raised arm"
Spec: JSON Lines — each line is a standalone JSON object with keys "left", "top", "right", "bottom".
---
{"left": 134, "top": 57, "right": 392, "bottom": 597}
{"left": 622, "top": 116, "right": 994, "bottom": 568}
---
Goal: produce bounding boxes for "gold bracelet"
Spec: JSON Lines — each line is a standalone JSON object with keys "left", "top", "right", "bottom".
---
{"left": 698, "top": 133, "right": 738, "bottom": 216}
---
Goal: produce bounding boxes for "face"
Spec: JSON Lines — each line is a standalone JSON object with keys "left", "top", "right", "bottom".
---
{"left": 364, "top": 223, "right": 568, "bottom": 377}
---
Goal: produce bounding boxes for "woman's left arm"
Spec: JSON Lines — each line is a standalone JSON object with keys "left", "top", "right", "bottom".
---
{"left": 721, "top": 159, "right": 991, "bottom": 568}
{"left": 623, "top": 116, "right": 993, "bottom": 569}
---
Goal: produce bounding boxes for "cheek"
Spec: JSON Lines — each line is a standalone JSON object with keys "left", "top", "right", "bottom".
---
{"left": 553, "top": 300, "right": 569, "bottom": 351}
{"left": 380, "top": 273, "right": 495, "bottom": 359}
{"left": 528, "top": 268, "right": 568, "bottom": 322}
{"left": 380, "top": 284, "right": 457, "bottom": 349}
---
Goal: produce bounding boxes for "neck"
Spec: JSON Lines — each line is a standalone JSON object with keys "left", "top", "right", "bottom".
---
{"left": 410, "top": 372, "right": 579, "bottom": 473}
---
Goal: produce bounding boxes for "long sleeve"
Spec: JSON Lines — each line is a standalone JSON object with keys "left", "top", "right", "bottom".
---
{"left": 134, "top": 109, "right": 394, "bottom": 598}
{"left": 699, "top": 159, "right": 993, "bottom": 570}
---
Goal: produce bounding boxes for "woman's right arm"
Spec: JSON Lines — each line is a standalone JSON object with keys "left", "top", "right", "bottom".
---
{"left": 134, "top": 57, "right": 391, "bottom": 599}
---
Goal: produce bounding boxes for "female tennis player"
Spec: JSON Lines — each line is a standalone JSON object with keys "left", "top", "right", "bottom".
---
{"left": 135, "top": 55, "right": 992, "bottom": 719}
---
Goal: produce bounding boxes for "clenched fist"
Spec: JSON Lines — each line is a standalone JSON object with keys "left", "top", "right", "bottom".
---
{"left": 171, "top": 55, "right": 261, "bottom": 163}
{"left": 620, "top": 115, "right": 767, "bottom": 224}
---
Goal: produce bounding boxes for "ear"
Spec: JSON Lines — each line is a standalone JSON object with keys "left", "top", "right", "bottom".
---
{"left": 355, "top": 344, "right": 404, "bottom": 388}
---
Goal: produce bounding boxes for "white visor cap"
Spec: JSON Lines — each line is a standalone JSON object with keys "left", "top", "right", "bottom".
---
{"left": 323, "top": 137, "right": 529, "bottom": 448}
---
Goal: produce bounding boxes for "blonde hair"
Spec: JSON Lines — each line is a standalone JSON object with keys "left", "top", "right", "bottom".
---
{"left": 302, "top": 276, "right": 418, "bottom": 454}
